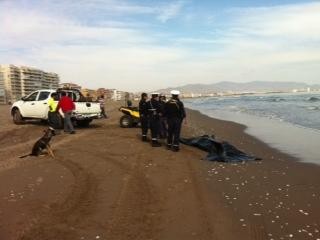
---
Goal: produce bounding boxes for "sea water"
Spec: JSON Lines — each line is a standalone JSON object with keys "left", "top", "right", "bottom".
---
{"left": 184, "top": 93, "right": 320, "bottom": 165}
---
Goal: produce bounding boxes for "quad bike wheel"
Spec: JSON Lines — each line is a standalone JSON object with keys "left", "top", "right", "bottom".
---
{"left": 120, "top": 115, "right": 133, "bottom": 128}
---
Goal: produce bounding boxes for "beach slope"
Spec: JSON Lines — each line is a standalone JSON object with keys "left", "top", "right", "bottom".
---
{"left": 0, "top": 104, "right": 319, "bottom": 240}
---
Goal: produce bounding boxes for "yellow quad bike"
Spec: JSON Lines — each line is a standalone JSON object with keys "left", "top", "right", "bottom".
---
{"left": 119, "top": 106, "right": 140, "bottom": 128}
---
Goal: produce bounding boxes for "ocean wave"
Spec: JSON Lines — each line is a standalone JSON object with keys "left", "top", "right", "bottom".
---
{"left": 307, "top": 97, "right": 320, "bottom": 102}
{"left": 267, "top": 98, "right": 286, "bottom": 102}
{"left": 307, "top": 106, "right": 320, "bottom": 111}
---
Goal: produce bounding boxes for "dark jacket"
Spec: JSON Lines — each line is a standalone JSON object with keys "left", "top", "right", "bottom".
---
{"left": 159, "top": 100, "right": 166, "bottom": 116}
{"left": 147, "top": 98, "right": 161, "bottom": 119}
{"left": 139, "top": 99, "right": 148, "bottom": 117}
{"left": 164, "top": 98, "right": 186, "bottom": 119}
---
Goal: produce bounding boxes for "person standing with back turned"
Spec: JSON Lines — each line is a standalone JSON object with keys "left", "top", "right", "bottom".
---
{"left": 164, "top": 90, "right": 186, "bottom": 152}
{"left": 56, "top": 92, "right": 76, "bottom": 134}
{"left": 139, "top": 93, "right": 149, "bottom": 142}
{"left": 98, "top": 94, "right": 107, "bottom": 118}
{"left": 147, "top": 93, "right": 162, "bottom": 147}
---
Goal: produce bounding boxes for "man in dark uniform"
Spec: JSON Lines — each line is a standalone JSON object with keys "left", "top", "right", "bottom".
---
{"left": 147, "top": 93, "right": 162, "bottom": 147}
{"left": 139, "top": 93, "right": 149, "bottom": 142}
{"left": 164, "top": 90, "right": 186, "bottom": 152}
{"left": 158, "top": 94, "right": 167, "bottom": 139}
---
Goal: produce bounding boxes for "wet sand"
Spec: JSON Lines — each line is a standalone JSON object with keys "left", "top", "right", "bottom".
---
{"left": 0, "top": 104, "right": 319, "bottom": 240}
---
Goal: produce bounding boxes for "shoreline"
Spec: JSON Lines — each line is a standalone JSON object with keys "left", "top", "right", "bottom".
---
{"left": 185, "top": 106, "right": 320, "bottom": 166}
{"left": 184, "top": 108, "right": 315, "bottom": 166}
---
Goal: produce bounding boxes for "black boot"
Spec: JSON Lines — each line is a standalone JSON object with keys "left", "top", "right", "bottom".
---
{"left": 152, "top": 140, "right": 161, "bottom": 147}
{"left": 172, "top": 145, "right": 180, "bottom": 152}
{"left": 142, "top": 136, "right": 147, "bottom": 142}
{"left": 166, "top": 144, "right": 172, "bottom": 150}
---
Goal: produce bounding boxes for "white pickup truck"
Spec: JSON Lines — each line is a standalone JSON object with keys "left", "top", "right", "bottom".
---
{"left": 11, "top": 89, "right": 102, "bottom": 127}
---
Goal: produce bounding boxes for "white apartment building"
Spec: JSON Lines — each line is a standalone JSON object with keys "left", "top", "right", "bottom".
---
{"left": 0, "top": 64, "right": 60, "bottom": 104}
{"left": 0, "top": 72, "right": 5, "bottom": 104}
{"left": 110, "top": 90, "right": 128, "bottom": 101}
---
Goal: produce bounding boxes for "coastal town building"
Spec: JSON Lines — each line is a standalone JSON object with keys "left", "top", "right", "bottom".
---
{"left": 81, "top": 88, "right": 98, "bottom": 101}
{"left": 104, "top": 89, "right": 116, "bottom": 100}
{"left": 59, "top": 82, "right": 81, "bottom": 91}
{"left": 112, "top": 90, "right": 127, "bottom": 101}
{"left": 0, "top": 64, "right": 59, "bottom": 104}
{"left": 0, "top": 72, "right": 5, "bottom": 104}
{"left": 96, "top": 88, "right": 130, "bottom": 101}
{"left": 96, "top": 88, "right": 106, "bottom": 97}
{"left": 20, "top": 66, "right": 59, "bottom": 96}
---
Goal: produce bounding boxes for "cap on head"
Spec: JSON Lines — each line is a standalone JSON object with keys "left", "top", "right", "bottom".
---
{"left": 141, "top": 92, "right": 148, "bottom": 98}
{"left": 151, "top": 92, "right": 159, "bottom": 97}
{"left": 170, "top": 90, "right": 180, "bottom": 96}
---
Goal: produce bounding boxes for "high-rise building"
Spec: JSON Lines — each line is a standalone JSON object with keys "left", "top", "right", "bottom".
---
{"left": 0, "top": 65, "right": 22, "bottom": 104}
{"left": 0, "top": 71, "right": 6, "bottom": 104}
{"left": 59, "top": 82, "right": 81, "bottom": 91}
{"left": 0, "top": 64, "right": 60, "bottom": 104}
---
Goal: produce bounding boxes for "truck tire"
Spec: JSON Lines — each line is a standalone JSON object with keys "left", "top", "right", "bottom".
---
{"left": 120, "top": 115, "right": 133, "bottom": 128}
{"left": 12, "top": 109, "right": 24, "bottom": 125}
{"left": 77, "top": 119, "right": 91, "bottom": 128}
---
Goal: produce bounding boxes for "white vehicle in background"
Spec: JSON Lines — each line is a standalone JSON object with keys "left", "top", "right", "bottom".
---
{"left": 11, "top": 88, "right": 102, "bottom": 127}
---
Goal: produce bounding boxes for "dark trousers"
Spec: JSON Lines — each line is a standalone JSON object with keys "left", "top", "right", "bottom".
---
{"left": 64, "top": 111, "right": 75, "bottom": 132}
{"left": 48, "top": 111, "right": 60, "bottom": 130}
{"left": 150, "top": 117, "right": 160, "bottom": 140}
{"left": 167, "top": 117, "right": 182, "bottom": 146}
{"left": 101, "top": 107, "right": 107, "bottom": 118}
{"left": 159, "top": 117, "right": 167, "bottom": 139}
{"left": 140, "top": 116, "right": 149, "bottom": 136}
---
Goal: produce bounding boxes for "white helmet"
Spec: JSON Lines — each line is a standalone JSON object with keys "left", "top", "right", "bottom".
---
{"left": 170, "top": 90, "right": 180, "bottom": 95}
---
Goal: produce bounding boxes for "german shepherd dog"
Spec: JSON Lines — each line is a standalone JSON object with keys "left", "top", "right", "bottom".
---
{"left": 20, "top": 128, "right": 55, "bottom": 158}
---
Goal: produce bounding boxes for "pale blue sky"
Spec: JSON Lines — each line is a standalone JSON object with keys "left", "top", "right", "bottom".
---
{"left": 0, "top": 0, "right": 319, "bottom": 91}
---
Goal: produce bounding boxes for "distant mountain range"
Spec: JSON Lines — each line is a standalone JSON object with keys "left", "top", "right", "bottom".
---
{"left": 157, "top": 81, "right": 320, "bottom": 94}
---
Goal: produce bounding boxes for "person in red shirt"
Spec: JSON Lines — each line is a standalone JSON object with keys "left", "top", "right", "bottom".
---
{"left": 56, "top": 91, "right": 76, "bottom": 134}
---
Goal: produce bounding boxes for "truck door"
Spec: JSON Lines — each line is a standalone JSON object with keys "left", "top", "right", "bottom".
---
{"left": 33, "top": 91, "right": 51, "bottom": 118}
{"left": 21, "top": 91, "right": 39, "bottom": 118}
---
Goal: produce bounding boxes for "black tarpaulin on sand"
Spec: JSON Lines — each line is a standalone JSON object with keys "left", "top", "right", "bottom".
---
{"left": 180, "top": 135, "right": 261, "bottom": 162}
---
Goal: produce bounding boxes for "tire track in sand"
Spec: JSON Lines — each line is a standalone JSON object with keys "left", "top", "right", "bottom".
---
{"left": 104, "top": 152, "right": 161, "bottom": 240}
{"left": 18, "top": 157, "right": 98, "bottom": 240}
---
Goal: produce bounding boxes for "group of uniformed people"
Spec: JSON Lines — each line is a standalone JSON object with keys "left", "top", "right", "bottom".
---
{"left": 139, "top": 90, "right": 186, "bottom": 152}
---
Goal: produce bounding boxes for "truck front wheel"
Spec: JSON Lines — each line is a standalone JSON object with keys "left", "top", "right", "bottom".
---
{"left": 12, "top": 109, "right": 24, "bottom": 125}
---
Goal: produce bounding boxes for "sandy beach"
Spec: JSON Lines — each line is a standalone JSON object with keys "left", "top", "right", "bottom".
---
{"left": 0, "top": 103, "right": 319, "bottom": 240}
